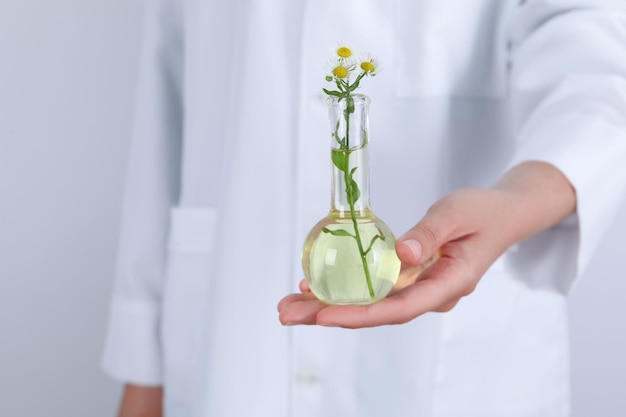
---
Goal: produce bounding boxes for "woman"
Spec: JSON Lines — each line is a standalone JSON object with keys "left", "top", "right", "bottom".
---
{"left": 103, "top": 1, "right": 626, "bottom": 416}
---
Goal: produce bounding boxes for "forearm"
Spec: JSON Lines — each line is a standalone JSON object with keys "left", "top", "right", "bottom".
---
{"left": 492, "top": 160, "right": 576, "bottom": 247}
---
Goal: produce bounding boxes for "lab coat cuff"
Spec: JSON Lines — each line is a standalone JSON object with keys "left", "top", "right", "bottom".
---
{"left": 504, "top": 111, "right": 626, "bottom": 294}
{"left": 101, "top": 297, "right": 163, "bottom": 385}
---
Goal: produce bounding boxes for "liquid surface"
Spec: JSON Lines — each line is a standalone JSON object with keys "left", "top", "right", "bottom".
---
{"left": 302, "top": 214, "right": 401, "bottom": 305}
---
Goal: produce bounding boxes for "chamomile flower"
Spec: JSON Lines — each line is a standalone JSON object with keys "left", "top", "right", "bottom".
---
{"left": 333, "top": 65, "right": 349, "bottom": 79}
{"left": 358, "top": 54, "right": 381, "bottom": 76}
{"left": 322, "top": 44, "right": 381, "bottom": 98}
{"left": 332, "top": 42, "right": 354, "bottom": 60}
{"left": 326, "top": 58, "right": 355, "bottom": 81}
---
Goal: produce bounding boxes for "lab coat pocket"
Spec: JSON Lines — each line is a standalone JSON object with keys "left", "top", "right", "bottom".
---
{"left": 393, "top": 0, "right": 507, "bottom": 98}
{"left": 161, "top": 207, "right": 217, "bottom": 404}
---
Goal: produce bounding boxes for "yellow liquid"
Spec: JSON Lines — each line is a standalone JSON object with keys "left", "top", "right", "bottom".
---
{"left": 302, "top": 213, "right": 401, "bottom": 305}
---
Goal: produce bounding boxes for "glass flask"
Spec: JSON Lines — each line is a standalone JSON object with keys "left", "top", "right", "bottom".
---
{"left": 302, "top": 94, "right": 401, "bottom": 305}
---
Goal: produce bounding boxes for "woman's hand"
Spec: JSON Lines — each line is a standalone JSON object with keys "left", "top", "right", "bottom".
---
{"left": 117, "top": 384, "right": 163, "bottom": 417}
{"left": 277, "top": 161, "right": 576, "bottom": 328}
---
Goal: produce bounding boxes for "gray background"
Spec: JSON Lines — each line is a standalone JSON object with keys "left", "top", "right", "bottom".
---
{"left": 0, "top": 1, "right": 624, "bottom": 416}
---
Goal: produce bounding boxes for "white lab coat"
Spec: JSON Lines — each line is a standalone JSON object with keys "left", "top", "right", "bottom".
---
{"left": 102, "top": 1, "right": 626, "bottom": 416}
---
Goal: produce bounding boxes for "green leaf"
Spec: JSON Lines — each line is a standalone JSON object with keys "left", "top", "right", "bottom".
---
{"left": 333, "top": 132, "right": 345, "bottom": 147}
{"left": 332, "top": 131, "right": 343, "bottom": 146}
{"left": 347, "top": 167, "right": 361, "bottom": 204}
{"left": 332, "top": 120, "right": 346, "bottom": 147}
{"left": 348, "top": 73, "right": 365, "bottom": 92}
{"left": 322, "top": 227, "right": 355, "bottom": 238}
{"left": 348, "top": 78, "right": 361, "bottom": 92}
{"left": 331, "top": 150, "right": 347, "bottom": 172}
{"left": 349, "top": 180, "right": 361, "bottom": 204}
{"left": 325, "top": 76, "right": 333, "bottom": 82}
{"left": 323, "top": 88, "right": 342, "bottom": 97}
{"left": 363, "top": 234, "right": 387, "bottom": 256}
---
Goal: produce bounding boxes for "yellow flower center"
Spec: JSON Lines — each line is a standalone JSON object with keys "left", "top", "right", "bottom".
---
{"left": 333, "top": 66, "right": 349, "bottom": 78}
{"left": 337, "top": 47, "right": 352, "bottom": 58}
{"left": 360, "top": 61, "right": 375, "bottom": 73}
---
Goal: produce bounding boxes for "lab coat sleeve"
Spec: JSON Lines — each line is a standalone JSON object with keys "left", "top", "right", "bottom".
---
{"left": 504, "top": 0, "right": 626, "bottom": 294}
{"left": 101, "top": 0, "right": 183, "bottom": 385}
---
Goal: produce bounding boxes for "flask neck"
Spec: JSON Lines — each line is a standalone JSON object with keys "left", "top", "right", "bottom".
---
{"left": 327, "top": 94, "right": 372, "bottom": 217}
{"left": 330, "top": 145, "right": 372, "bottom": 216}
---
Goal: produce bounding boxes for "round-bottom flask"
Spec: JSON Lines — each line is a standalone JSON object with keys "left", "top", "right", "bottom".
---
{"left": 301, "top": 95, "right": 401, "bottom": 305}
{"left": 302, "top": 211, "right": 400, "bottom": 304}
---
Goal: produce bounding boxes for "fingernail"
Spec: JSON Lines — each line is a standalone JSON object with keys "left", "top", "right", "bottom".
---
{"left": 400, "top": 239, "right": 422, "bottom": 260}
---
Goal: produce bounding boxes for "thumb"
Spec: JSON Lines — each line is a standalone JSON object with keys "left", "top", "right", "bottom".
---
{"left": 396, "top": 207, "right": 459, "bottom": 266}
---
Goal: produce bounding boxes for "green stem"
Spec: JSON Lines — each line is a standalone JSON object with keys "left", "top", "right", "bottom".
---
{"left": 342, "top": 98, "right": 375, "bottom": 300}
{"left": 346, "top": 169, "right": 376, "bottom": 299}
{"left": 344, "top": 95, "right": 352, "bottom": 148}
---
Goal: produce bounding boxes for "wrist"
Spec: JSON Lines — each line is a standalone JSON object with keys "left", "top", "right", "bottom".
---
{"left": 492, "top": 161, "right": 576, "bottom": 243}
{"left": 117, "top": 384, "right": 163, "bottom": 417}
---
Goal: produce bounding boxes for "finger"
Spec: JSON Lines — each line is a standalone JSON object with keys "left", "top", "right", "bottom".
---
{"left": 277, "top": 279, "right": 311, "bottom": 313}
{"left": 391, "top": 263, "right": 427, "bottom": 293}
{"left": 299, "top": 279, "right": 311, "bottom": 293}
{"left": 278, "top": 296, "right": 329, "bottom": 325}
{"left": 432, "top": 299, "right": 459, "bottom": 313}
{"left": 316, "top": 256, "right": 472, "bottom": 328}
{"left": 390, "top": 253, "right": 441, "bottom": 295}
{"left": 396, "top": 220, "right": 455, "bottom": 266}
{"left": 396, "top": 198, "right": 469, "bottom": 266}
{"left": 277, "top": 292, "right": 313, "bottom": 312}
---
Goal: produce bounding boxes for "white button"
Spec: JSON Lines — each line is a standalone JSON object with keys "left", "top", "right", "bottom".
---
{"left": 295, "top": 368, "right": 319, "bottom": 386}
